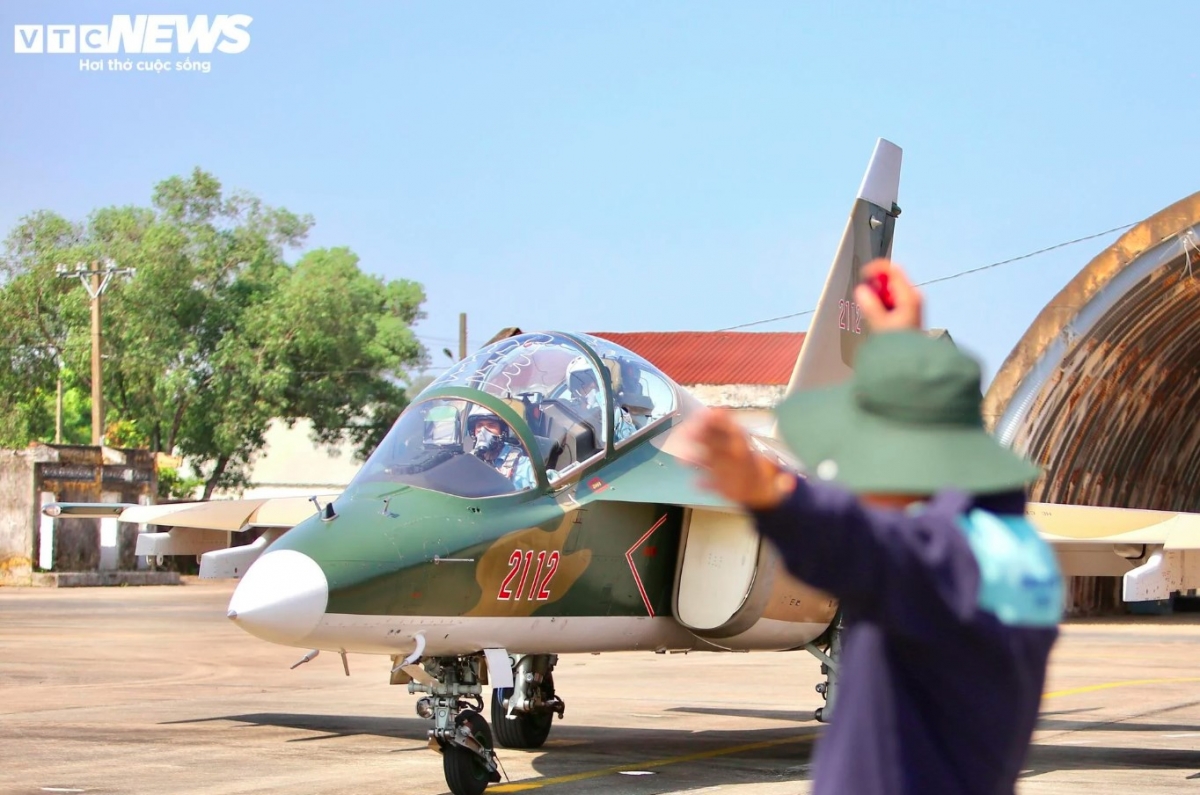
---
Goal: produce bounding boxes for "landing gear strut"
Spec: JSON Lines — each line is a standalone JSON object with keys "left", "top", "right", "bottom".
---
{"left": 805, "top": 611, "right": 843, "bottom": 723}
{"left": 409, "top": 656, "right": 502, "bottom": 795}
{"left": 492, "top": 654, "right": 565, "bottom": 749}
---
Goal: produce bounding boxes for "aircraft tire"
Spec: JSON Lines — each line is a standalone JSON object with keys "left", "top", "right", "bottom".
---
{"left": 491, "top": 676, "right": 555, "bottom": 749}
{"left": 443, "top": 710, "right": 493, "bottom": 795}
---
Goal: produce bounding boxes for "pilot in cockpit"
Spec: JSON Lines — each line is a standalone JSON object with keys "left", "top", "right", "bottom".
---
{"left": 565, "top": 356, "right": 636, "bottom": 442}
{"left": 467, "top": 406, "right": 538, "bottom": 490}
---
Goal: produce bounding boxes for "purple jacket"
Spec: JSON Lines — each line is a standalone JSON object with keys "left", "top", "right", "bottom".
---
{"left": 753, "top": 481, "right": 1058, "bottom": 795}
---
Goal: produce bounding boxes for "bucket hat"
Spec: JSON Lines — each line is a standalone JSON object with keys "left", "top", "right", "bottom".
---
{"left": 774, "top": 331, "right": 1039, "bottom": 494}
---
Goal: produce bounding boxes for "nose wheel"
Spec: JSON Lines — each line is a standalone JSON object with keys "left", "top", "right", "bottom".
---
{"left": 442, "top": 711, "right": 501, "bottom": 795}
{"left": 405, "top": 655, "right": 504, "bottom": 795}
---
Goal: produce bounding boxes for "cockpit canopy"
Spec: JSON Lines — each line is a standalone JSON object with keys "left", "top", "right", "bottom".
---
{"left": 352, "top": 332, "right": 679, "bottom": 498}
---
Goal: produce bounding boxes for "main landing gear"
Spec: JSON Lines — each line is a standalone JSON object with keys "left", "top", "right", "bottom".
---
{"left": 407, "top": 653, "right": 565, "bottom": 795}
{"left": 492, "top": 654, "right": 565, "bottom": 749}
{"left": 805, "top": 611, "right": 843, "bottom": 724}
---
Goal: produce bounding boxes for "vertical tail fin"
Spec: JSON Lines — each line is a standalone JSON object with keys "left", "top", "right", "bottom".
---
{"left": 781, "top": 139, "right": 903, "bottom": 401}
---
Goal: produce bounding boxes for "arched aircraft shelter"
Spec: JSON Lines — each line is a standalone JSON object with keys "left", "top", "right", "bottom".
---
{"left": 983, "top": 192, "right": 1200, "bottom": 514}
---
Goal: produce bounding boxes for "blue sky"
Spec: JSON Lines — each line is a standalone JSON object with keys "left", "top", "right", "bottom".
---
{"left": 3, "top": 1, "right": 1199, "bottom": 385}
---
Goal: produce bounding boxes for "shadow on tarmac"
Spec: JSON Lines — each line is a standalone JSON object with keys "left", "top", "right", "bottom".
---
{"left": 161, "top": 712, "right": 429, "bottom": 742}
{"left": 164, "top": 710, "right": 1200, "bottom": 787}
{"left": 1037, "top": 699, "right": 1200, "bottom": 733}
{"left": 1023, "top": 743, "right": 1200, "bottom": 778}
{"left": 164, "top": 712, "right": 821, "bottom": 790}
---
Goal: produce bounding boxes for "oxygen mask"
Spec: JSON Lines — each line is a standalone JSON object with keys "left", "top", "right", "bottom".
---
{"left": 473, "top": 427, "right": 503, "bottom": 458}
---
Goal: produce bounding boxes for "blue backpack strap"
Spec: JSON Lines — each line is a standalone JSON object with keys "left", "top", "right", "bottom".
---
{"left": 956, "top": 509, "right": 1064, "bottom": 628}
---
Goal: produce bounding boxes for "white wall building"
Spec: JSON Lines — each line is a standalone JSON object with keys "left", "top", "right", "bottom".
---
{"left": 211, "top": 418, "right": 361, "bottom": 500}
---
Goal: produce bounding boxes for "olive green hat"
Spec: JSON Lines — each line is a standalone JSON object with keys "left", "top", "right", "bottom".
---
{"left": 774, "top": 331, "right": 1040, "bottom": 494}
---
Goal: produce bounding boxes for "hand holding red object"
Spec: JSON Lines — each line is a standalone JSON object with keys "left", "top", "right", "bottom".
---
{"left": 854, "top": 260, "right": 924, "bottom": 333}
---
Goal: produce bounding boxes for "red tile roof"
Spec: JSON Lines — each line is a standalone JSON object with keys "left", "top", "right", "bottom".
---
{"left": 587, "top": 331, "right": 805, "bottom": 386}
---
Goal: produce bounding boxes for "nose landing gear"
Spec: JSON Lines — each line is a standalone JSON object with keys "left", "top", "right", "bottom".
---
{"left": 402, "top": 652, "right": 570, "bottom": 793}
{"left": 409, "top": 656, "right": 502, "bottom": 795}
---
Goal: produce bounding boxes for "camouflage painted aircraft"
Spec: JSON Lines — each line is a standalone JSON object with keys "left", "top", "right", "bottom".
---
{"left": 44, "top": 138, "right": 1200, "bottom": 795}
{"left": 45, "top": 139, "right": 902, "bottom": 795}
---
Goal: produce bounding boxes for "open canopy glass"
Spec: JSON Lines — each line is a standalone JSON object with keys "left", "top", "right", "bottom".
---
{"left": 351, "top": 332, "right": 680, "bottom": 498}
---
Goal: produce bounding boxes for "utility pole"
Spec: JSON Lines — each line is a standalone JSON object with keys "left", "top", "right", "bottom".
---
{"left": 458, "top": 312, "right": 468, "bottom": 361}
{"left": 56, "top": 259, "right": 136, "bottom": 445}
{"left": 55, "top": 358, "right": 63, "bottom": 444}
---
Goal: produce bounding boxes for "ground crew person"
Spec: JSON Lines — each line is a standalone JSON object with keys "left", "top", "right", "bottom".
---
{"left": 682, "top": 260, "right": 1063, "bottom": 795}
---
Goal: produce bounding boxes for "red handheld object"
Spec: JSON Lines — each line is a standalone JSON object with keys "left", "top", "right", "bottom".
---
{"left": 866, "top": 272, "right": 896, "bottom": 311}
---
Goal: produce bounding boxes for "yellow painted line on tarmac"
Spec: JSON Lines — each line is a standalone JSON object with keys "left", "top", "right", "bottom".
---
{"left": 489, "top": 732, "right": 818, "bottom": 792}
{"left": 494, "top": 678, "right": 1200, "bottom": 792}
{"left": 1043, "top": 677, "right": 1200, "bottom": 700}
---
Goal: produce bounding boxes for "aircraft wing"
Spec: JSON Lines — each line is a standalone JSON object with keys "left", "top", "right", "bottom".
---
{"left": 43, "top": 495, "right": 337, "bottom": 578}
{"left": 1028, "top": 502, "right": 1200, "bottom": 550}
{"left": 1025, "top": 501, "right": 1200, "bottom": 602}
{"left": 47, "top": 495, "right": 331, "bottom": 530}
{"left": 570, "top": 425, "right": 742, "bottom": 514}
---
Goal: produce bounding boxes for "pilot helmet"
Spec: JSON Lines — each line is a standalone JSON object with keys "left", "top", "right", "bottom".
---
{"left": 466, "top": 404, "right": 507, "bottom": 438}
{"left": 466, "top": 404, "right": 508, "bottom": 457}
{"left": 566, "top": 356, "right": 599, "bottom": 398}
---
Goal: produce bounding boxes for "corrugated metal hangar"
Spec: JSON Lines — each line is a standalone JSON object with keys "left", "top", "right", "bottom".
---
{"left": 982, "top": 192, "right": 1200, "bottom": 613}
{"left": 984, "top": 192, "right": 1200, "bottom": 514}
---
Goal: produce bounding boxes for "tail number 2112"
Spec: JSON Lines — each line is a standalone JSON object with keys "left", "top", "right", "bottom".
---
{"left": 498, "top": 549, "right": 561, "bottom": 601}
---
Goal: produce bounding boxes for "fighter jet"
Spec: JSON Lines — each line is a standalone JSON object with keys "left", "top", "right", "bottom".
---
{"left": 43, "top": 139, "right": 902, "bottom": 795}
{"left": 46, "top": 138, "right": 1200, "bottom": 795}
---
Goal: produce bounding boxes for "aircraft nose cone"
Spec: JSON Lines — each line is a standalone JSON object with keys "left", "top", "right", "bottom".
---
{"left": 227, "top": 550, "right": 328, "bottom": 645}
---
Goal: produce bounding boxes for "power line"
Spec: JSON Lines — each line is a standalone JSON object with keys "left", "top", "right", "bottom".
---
{"left": 1, "top": 223, "right": 1142, "bottom": 355}
{"left": 716, "top": 222, "right": 1138, "bottom": 332}
{"left": 718, "top": 308, "right": 816, "bottom": 332}
{"left": 914, "top": 222, "right": 1136, "bottom": 288}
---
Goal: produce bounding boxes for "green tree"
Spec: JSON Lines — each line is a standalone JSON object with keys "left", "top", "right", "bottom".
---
{"left": 0, "top": 211, "right": 89, "bottom": 446}
{"left": 1, "top": 169, "right": 427, "bottom": 497}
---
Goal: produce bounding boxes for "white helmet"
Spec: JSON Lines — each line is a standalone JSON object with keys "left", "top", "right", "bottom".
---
{"left": 466, "top": 404, "right": 505, "bottom": 436}
{"left": 566, "top": 356, "right": 599, "bottom": 397}
{"left": 466, "top": 403, "right": 510, "bottom": 458}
